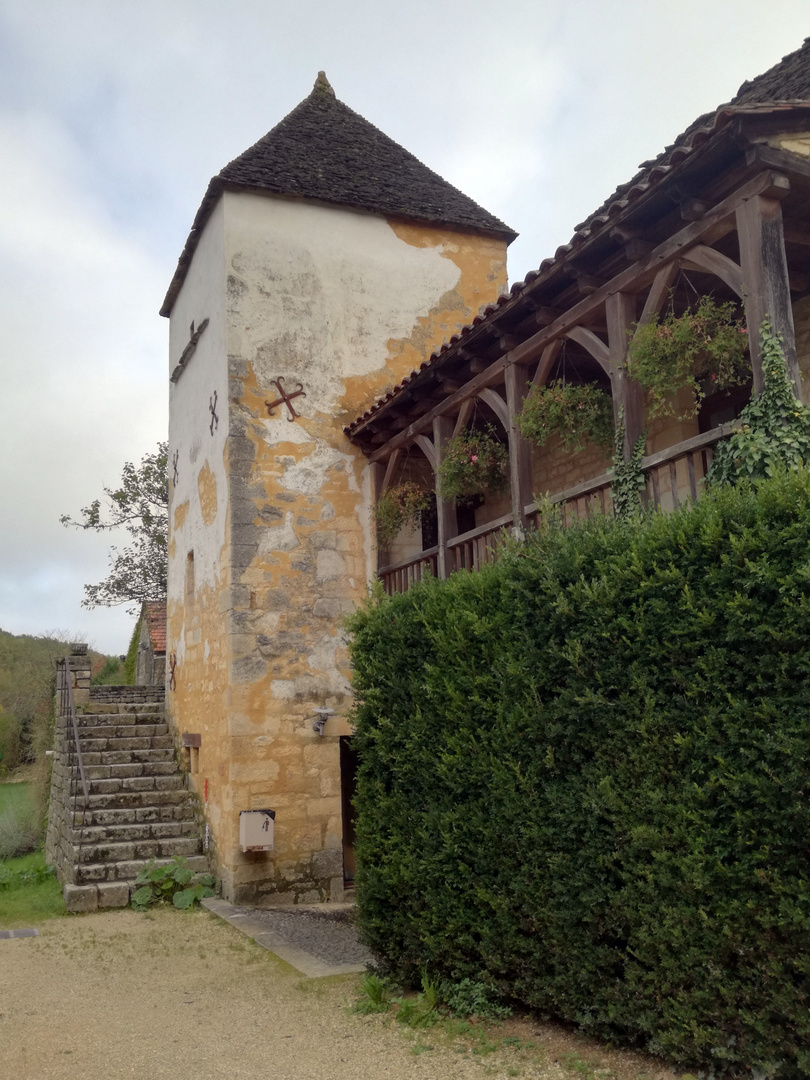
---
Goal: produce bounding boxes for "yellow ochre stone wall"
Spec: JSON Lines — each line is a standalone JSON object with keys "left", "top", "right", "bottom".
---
{"left": 167, "top": 190, "right": 507, "bottom": 905}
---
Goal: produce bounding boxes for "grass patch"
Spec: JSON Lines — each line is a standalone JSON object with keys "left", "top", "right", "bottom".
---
{"left": 0, "top": 781, "right": 41, "bottom": 860}
{"left": 0, "top": 849, "right": 63, "bottom": 927}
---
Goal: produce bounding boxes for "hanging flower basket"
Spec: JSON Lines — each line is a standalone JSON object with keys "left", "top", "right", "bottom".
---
{"left": 436, "top": 427, "right": 509, "bottom": 501}
{"left": 626, "top": 295, "right": 749, "bottom": 419}
{"left": 374, "top": 482, "right": 431, "bottom": 549}
{"left": 518, "top": 380, "right": 614, "bottom": 453}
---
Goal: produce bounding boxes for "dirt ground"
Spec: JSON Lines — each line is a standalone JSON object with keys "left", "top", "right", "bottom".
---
{"left": 0, "top": 906, "right": 676, "bottom": 1080}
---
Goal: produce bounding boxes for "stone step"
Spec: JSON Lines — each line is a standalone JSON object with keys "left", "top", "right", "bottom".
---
{"left": 77, "top": 835, "right": 202, "bottom": 867}
{"left": 79, "top": 736, "right": 173, "bottom": 753}
{"left": 75, "top": 718, "right": 165, "bottom": 732}
{"left": 76, "top": 852, "right": 208, "bottom": 885}
{"left": 70, "top": 747, "right": 175, "bottom": 767}
{"left": 80, "top": 702, "right": 163, "bottom": 716}
{"left": 77, "top": 820, "right": 200, "bottom": 845}
{"left": 72, "top": 761, "right": 180, "bottom": 781}
{"left": 86, "top": 775, "right": 185, "bottom": 796}
{"left": 83, "top": 788, "right": 193, "bottom": 811}
{"left": 76, "top": 801, "right": 196, "bottom": 826}
{"left": 76, "top": 724, "right": 169, "bottom": 743}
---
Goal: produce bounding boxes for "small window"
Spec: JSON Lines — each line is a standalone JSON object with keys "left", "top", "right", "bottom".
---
{"left": 185, "top": 551, "right": 195, "bottom": 605}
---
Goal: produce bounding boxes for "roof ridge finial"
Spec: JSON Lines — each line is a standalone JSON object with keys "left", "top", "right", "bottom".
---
{"left": 313, "top": 71, "right": 335, "bottom": 97}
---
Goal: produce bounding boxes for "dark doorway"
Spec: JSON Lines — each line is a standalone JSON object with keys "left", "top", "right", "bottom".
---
{"left": 339, "top": 736, "right": 359, "bottom": 884}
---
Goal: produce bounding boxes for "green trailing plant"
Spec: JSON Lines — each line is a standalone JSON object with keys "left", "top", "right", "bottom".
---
{"left": 627, "top": 294, "right": 749, "bottom": 419}
{"left": 708, "top": 320, "right": 810, "bottom": 485}
{"left": 607, "top": 412, "right": 647, "bottom": 520}
{"left": 131, "top": 856, "right": 215, "bottom": 911}
{"left": 436, "top": 426, "right": 508, "bottom": 501}
{"left": 518, "top": 380, "right": 614, "bottom": 453}
{"left": 374, "top": 483, "right": 431, "bottom": 549}
{"left": 348, "top": 469, "right": 810, "bottom": 1075}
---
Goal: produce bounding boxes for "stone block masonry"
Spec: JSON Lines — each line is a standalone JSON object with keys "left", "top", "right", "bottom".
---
{"left": 46, "top": 654, "right": 206, "bottom": 912}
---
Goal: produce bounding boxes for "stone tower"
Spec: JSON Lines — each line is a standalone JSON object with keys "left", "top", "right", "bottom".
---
{"left": 161, "top": 73, "right": 514, "bottom": 904}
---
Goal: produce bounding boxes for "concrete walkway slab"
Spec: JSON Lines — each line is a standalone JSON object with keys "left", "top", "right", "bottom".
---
{"left": 202, "top": 896, "right": 372, "bottom": 977}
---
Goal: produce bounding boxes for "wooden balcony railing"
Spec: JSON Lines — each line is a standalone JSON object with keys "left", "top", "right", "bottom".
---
{"left": 381, "top": 423, "right": 739, "bottom": 595}
{"left": 447, "top": 512, "right": 514, "bottom": 573}
{"left": 379, "top": 546, "right": 439, "bottom": 596}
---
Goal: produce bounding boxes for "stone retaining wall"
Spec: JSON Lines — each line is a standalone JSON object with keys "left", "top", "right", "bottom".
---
{"left": 45, "top": 651, "right": 91, "bottom": 884}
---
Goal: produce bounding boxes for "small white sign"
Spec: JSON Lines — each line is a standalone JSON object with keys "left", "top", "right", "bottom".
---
{"left": 239, "top": 810, "right": 275, "bottom": 852}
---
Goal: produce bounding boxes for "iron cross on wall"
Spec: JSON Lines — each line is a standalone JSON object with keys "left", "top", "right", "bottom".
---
{"left": 265, "top": 377, "right": 306, "bottom": 421}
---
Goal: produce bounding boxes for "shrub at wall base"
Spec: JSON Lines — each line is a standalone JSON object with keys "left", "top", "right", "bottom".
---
{"left": 349, "top": 471, "right": 810, "bottom": 1077}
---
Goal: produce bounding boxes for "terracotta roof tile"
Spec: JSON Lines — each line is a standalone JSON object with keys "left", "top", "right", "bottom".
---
{"left": 143, "top": 602, "right": 167, "bottom": 654}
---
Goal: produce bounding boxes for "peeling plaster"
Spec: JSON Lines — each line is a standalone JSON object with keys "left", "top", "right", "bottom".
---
{"left": 257, "top": 511, "right": 299, "bottom": 554}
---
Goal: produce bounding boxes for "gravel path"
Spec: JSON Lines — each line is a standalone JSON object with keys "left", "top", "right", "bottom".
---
{"left": 0, "top": 907, "right": 674, "bottom": 1080}
{"left": 0, "top": 907, "right": 530, "bottom": 1080}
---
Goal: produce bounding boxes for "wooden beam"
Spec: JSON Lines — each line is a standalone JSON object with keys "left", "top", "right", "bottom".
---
{"left": 531, "top": 340, "right": 562, "bottom": 387}
{"left": 380, "top": 449, "right": 401, "bottom": 496}
{"left": 680, "top": 198, "right": 708, "bottom": 222}
{"left": 478, "top": 387, "right": 510, "bottom": 429}
{"left": 433, "top": 415, "right": 457, "bottom": 579}
{"left": 736, "top": 193, "right": 800, "bottom": 395}
{"left": 679, "top": 244, "right": 743, "bottom": 297}
{"left": 414, "top": 434, "right": 436, "bottom": 470}
{"left": 525, "top": 304, "right": 564, "bottom": 325}
{"left": 637, "top": 261, "right": 679, "bottom": 327}
{"left": 504, "top": 364, "right": 533, "bottom": 529}
{"left": 565, "top": 326, "right": 613, "bottom": 376}
{"left": 364, "top": 170, "right": 790, "bottom": 463}
{"left": 575, "top": 273, "right": 605, "bottom": 295}
{"left": 783, "top": 223, "right": 810, "bottom": 247}
{"left": 746, "top": 144, "right": 810, "bottom": 186}
{"left": 623, "top": 238, "right": 655, "bottom": 261}
{"left": 606, "top": 292, "right": 644, "bottom": 456}
{"left": 506, "top": 170, "right": 789, "bottom": 367}
{"left": 452, "top": 398, "right": 474, "bottom": 438}
{"left": 370, "top": 461, "right": 386, "bottom": 573}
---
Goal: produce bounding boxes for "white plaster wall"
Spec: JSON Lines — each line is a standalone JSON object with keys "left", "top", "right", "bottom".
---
{"left": 167, "top": 199, "right": 229, "bottom": 653}
{"left": 223, "top": 192, "right": 461, "bottom": 416}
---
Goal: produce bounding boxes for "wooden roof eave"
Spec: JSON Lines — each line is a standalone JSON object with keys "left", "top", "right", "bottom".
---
{"left": 351, "top": 163, "right": 791, "bottom": 465}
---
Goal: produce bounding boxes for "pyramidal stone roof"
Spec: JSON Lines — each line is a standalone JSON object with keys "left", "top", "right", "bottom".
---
{"left": 161, "top": 73, "right": 516, "bottom": 316}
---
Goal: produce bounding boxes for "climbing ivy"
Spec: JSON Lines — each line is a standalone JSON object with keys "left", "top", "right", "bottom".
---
{"left": 708, "top": 320, "right": 810, "bottom": 485}
{"left": 607, "top": 410, "right": 647, "bottom": 519}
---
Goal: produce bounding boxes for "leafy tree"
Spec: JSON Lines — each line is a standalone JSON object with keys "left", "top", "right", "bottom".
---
{"left": 61, "top": 442, "right": 168, "bottom": 611}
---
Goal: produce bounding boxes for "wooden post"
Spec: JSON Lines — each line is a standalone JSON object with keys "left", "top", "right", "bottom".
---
{"left": 736, "top": 193, "right": 800, "bottom": 396}
{"left": 432, "top": 416, "right": 457, "bottom": 580}
{"left": 370, "top": 461, "right": 385, "bottom": 574}
{"left": 606, "top": 292, "right": 644, "bottom": 457}
{"left": 504, "top": 363, "right": 533, "bottom": 527}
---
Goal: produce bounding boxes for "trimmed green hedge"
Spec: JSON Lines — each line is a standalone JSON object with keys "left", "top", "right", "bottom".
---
{"left": 349, "top": 470, "right": 810, "bottom": 1077}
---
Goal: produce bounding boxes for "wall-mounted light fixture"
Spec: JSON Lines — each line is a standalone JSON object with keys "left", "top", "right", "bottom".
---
{"left": 311, "top": 707, "right": 335, "bottom": 736}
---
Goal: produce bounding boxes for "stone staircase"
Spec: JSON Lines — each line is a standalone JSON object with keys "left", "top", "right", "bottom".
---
{"left": 47, "top": 677, "right": 207, "bottom": 913}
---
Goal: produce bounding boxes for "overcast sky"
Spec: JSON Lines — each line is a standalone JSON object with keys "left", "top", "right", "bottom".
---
{"left": 0, "top": 1, "right": 807, "bottom": 654}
